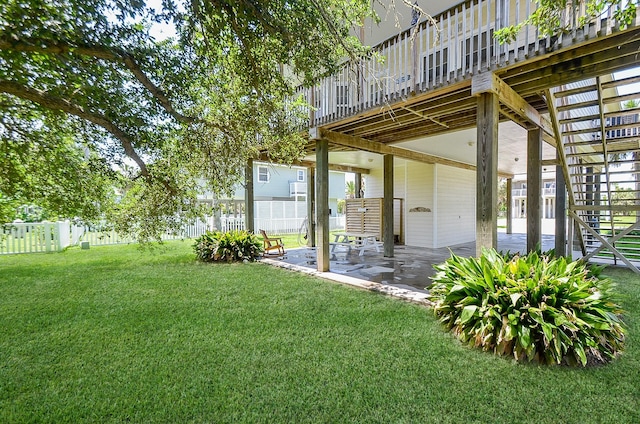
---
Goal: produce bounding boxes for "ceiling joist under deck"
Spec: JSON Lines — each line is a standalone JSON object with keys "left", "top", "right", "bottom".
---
{"left": 325, "top": 86, "right": 474, "bottom": 137}
{"left": 258, "top": 153, "right": 370, "bottom": 174}
{"left": 323, "top": 90, "right": 549, "bottom": 149}
{"left": 309, "top": 129, "right": 512, "bottom": 178}
{"left": 321, "top": 81, "right": 471, "bottom": 134}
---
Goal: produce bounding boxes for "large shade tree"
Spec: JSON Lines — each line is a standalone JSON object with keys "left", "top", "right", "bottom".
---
{"left": 2, "top": 0, "right": 636, "bottom": 240}
{"left": 0, "top": 0, "right": 375, "bottom": 239}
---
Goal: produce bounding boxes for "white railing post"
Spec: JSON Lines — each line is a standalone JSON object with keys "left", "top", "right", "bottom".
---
{"left": 57, "top": 221, "right": 71, "bottom": 250}
{"left": 43, "top": 222, "right": 53, "bottom": 252}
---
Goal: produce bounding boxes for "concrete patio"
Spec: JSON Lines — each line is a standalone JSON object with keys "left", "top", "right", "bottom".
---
{"left": 270, "top": 233, "right": 555, "bottom": 294}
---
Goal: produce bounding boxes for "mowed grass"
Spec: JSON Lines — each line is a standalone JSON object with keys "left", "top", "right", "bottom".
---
{"left": 1, "top": 242, "right": 639, "bottom": 423}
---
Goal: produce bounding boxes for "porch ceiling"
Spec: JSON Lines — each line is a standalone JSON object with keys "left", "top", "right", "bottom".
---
{"left": 306, "top": 121, "right": 556, "bottom": 175}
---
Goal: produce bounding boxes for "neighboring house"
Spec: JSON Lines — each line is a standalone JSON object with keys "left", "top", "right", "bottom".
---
{"left": 257, "top": 0, "right": 640, "bottom": 272}
{"left": 511, "top": 172, "right": 557, "bottom": 235}
{"left": 511, "top": 172, "right": 557, "bottom": 220}
{"left": 198, "top": 162, "right": 346, "bottom": 233}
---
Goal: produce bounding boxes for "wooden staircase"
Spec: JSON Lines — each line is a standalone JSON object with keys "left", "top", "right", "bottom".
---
{"left": 546, "top": 74, "right": 640, "bottom": 272}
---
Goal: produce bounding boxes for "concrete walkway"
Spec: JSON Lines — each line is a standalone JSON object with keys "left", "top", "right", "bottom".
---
{"left": 264, "top": 233, "right": 555, "bottom": 297}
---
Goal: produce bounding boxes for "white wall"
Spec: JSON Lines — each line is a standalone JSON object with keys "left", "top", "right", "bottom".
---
{"left": 362, "top": 1, "right": 460, "bottom": 47}
{"left": 365, "top": 167, "right": 384, "bottom": 198}
{"left": 434, "top": 164, "right": 476, "bottom": 248}
{"left": 365, "top": 160, "right": 476, "bottom": 248}
{"left": 405, "top": 162, "right": 434, "bottom": 247}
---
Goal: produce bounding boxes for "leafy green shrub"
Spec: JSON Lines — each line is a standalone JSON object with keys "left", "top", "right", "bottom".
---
{"left": 193, "top": 230, "right": 263, "bottom": 262}
{"left": 429, "top": 249, "right": 625, "bottom": 366}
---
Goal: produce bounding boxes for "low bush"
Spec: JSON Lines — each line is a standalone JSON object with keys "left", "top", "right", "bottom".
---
{"left": 193, "top": 230, "right": 263, "bottom": 262}
{"left": 429, "top": 249, "right": 625, "bottom": 366}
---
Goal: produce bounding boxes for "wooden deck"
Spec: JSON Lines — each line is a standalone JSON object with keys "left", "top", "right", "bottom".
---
{"left": 298, "top": 0, "right": 640, "bottom": 150}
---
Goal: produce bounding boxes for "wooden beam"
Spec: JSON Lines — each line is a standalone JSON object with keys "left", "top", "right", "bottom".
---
{"left": 316, "top": 139, "right": 330, "bottom": 272}
{"left": 471, "top": 73, "right": 555, "bottom": 144}
{"left": 527, "top": 128, "right": 542, "bottom": 252}
{"left": 321, "top": 129, "right": 475, "bottom": 171}
{"left": 399, "top": 105, "right": 449, "bottom": 128}
{"left": 319, "top": 130, "right": 513, "bottom": 178}
{"left": 383, "top": 154, "right": 394, "bottom": 257}
{"left": 297, "top": 159, "right": 370, "bottom": 175}
{"left": 257, "top": 153, "right": 370, "bottom": 175}
{"left": 476, "top": 91, "right": 499, "bottom": 255}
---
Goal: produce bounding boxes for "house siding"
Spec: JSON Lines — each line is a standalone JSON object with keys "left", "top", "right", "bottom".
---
{"left": 365, "top": 167, "right": 384, "bottom": 198}
{"left": 405, "top": 162, "right": 434, "bottom": 247}
{"left": 328, "top": 172, "right": 345, "bottom": 201}
{"left": 434, "top": 164, "right": 475, "bottom": 248}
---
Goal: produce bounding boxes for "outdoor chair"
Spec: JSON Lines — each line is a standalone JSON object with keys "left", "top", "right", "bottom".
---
{"left": 260, "top": 229, "right": 285, "bottom": 257}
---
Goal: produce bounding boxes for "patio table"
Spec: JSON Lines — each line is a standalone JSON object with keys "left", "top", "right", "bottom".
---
{"left": 331, "top": 232, "right": 381, "bottom": 256}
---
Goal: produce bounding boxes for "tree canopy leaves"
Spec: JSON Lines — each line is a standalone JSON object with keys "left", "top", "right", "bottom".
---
{"left": 0, "top": 0, "right": 374, "bottom": 238}
{"left": 495, "top": 0, "right": 638, "bottom": 44}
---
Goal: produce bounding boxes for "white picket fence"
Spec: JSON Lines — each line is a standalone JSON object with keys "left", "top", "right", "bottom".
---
{"left": 2, "top": 206, "right": 347, "bottom": 254}
{"left": 1, "top": 220, "right": 211, "bottom": 255}
{"left": 0, "top": 221, "right": 71, "bottom": 254}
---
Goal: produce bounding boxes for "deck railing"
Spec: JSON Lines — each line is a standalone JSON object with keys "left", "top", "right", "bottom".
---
{"left": 298, "top": 0, "right": 631, "bottom": 127}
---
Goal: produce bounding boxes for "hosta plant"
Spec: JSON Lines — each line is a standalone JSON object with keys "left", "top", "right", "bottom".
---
{"left": 193, "top": 230, "right": 263, "bottom": 263}
{"left": 429, "top": 249, "right": 625, "bottom": 366}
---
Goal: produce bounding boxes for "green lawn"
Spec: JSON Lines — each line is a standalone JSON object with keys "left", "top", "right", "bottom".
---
{"left": 1, "top": 242, "right": 639, "bottom": 423}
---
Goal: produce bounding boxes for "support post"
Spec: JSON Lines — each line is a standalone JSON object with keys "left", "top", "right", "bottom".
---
{"left": 555, "top": 157, "right": 567, "bottom": 257}
{"left": 506, "top": 177, "right": 513, "bottom": 234}
{"left": 306, "top": 167, "right": 316, "bottom": 247}
{"left": 355, "top": 172, "right": 362, "bottom": 198}
{"left": 527, "top": 128, "right": 542, "bottom": 252}
{"left": 383, "top": 154, "right": 394, "bottom": 257}
{"left": 316, "top": 139, "right": 330, "bottom": 271}
{"left": 244, "top": 159, "right": 255, "bottom": 233}
{"left": 476, "top": 92, "right": 499, "bottom": 256}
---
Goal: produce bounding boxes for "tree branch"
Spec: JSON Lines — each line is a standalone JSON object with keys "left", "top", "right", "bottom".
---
{"left": 0, "top": 34, "right": 198, "bottom": 125}
{"left": 0, "top": 80, "right": 151, "bottom": 179}
{"left": 308, "top": 0, "right": 359, "bottom": 63}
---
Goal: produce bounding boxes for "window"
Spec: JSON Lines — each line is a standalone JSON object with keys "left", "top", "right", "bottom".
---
{"left": 297, "top": 170, "right": 305, "bottom": 182}
{"left": 258, "top": 166, "right": 270, "bottom": 183}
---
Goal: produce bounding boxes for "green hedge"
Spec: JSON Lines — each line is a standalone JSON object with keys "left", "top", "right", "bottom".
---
{"left": 193, "top": 230, "right": 263, "bottom": 262}
{"left": 429, "top": 249, "right": 626, "bottom": 366}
